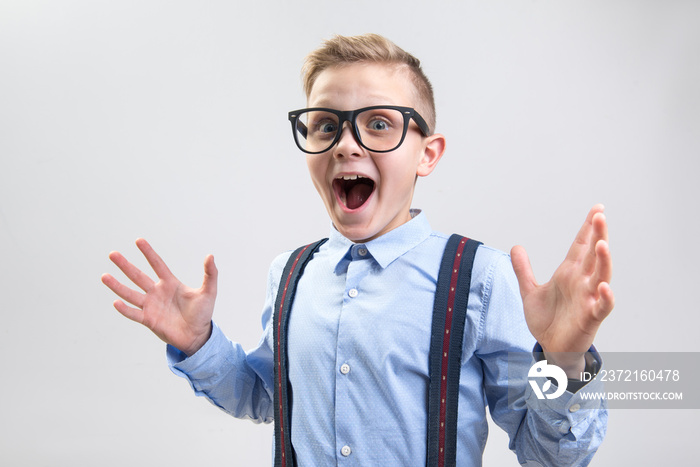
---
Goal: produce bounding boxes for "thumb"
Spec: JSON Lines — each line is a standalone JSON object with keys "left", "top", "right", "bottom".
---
{"left": 201, "top": 254, "right": 218, "bottom": 297}
{"left": 510, "top": 245, "right": 537, "bottom": 299}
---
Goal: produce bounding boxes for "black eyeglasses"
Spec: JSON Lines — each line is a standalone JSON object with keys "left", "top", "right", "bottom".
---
{"left": 288, "top": 105, "right": 430, "bottom": 154}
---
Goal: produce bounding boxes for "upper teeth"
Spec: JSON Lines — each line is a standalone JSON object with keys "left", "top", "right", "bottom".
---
{"left": 339, "top": 174, "right": 365, "bottom": 180}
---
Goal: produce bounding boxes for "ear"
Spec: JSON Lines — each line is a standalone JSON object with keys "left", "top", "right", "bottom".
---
{"left": 416, "top": 133, "right": 446, "bottom": 177}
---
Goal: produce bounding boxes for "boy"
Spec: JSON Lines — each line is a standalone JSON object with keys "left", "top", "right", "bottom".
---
{"left": 102, "top": 34, "right": 613, "bottom": 465}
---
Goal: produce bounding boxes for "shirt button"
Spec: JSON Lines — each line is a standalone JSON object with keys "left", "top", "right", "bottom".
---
{"left": 340, "top": 363, "right": 351, "bottom": 375}
{"left": 569, "top": 403, "right": 581, "bottom": 413}
{"left": 358, "top": 247, "right": 368, "bottom": 256}
{"left": 341, "top": 445, "right": 352, "bottom": 457}
{"left": 348, "top": 288, "right": 358, "bottom": 298}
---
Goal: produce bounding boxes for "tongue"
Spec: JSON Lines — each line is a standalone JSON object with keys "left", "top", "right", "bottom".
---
{"left": 347, "top": 183, "right": 373, "bottom": 210}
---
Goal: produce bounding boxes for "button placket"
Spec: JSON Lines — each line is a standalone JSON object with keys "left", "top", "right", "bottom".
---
{"left": 335, "top": 250, "right": 370, "bottom": 463}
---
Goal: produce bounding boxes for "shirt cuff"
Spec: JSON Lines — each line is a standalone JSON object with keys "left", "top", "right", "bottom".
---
{"left": 167, "top": 321, "right": 230, "bottom": 380}
{"left": 524, "top": 344, "right": 606, "bottom": 439}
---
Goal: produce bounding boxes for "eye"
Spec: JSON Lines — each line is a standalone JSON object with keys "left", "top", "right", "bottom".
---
{"left": 358, "top": 109, "right": 400, "bottom": 133}
{"left": 368, "top": 119, "right": 388, "bottom": 131}
{"left": 319, "top": 121, "right": 338, "bottom": 133}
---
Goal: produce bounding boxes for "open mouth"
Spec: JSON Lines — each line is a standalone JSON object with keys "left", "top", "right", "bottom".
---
{"left": 333, "top": 174, "right": 375, "bottom": 210}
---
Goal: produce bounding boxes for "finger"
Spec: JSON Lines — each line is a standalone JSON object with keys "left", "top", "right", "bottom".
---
{"left": 101, "top": 273, "right": 146, "bottom": 308}
{"left": 590, "top": 239, "right": 613, "bottom": 291}
{"left": 108, "top": 250, "right": 155, "bottom": 292}
{"left": 594, "top": 282, "right": 614, "bottom": 321}
{"left": 201, "top": 255, "right": 218, "bottom": 297}
{"left": 593, "top": 210, "right": 609, "bottom": 243}
{"left": 135, "top": 238, "right": 175, "bottom": 282}
{"left": 565, "top": 204, "right": 605, "bottom": 267}
{"left": 582, "top": 212, "right": 608, "bottom": 275}
{"left": 112, "top": 299, "right": 146, "bottom": 324}
{"left": 510, "top": 245, "right": 538, "bottom": 298}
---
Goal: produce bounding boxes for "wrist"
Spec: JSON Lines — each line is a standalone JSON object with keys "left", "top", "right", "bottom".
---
{"left": 182, "top": 322, "right": 213, "bottom": 357}
{"left": 543, "top": 351, "right": 586, "bottom": 379}
{"left": 535, "top": 342, "right": 601, "bottom": 381}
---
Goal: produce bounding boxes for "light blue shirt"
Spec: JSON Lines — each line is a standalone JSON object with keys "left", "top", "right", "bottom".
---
{"left": 168, "top": 211, "right": 607, "bottom": 466}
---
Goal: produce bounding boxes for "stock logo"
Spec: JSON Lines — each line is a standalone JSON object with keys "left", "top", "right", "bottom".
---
{"left": 528, "top": 360, "right": 568, "bottom": 400}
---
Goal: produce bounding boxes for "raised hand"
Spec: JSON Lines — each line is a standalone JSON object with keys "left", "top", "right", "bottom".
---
{"left": 101, "top": 238, "right": 218, "bottom": 356}
{"left": 510, "top": 205, "right": 614, "bottom": 376}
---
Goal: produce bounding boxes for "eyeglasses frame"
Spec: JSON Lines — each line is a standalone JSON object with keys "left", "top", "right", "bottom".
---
{"left": 288, "top": 105, "right": 431, "bottom": 155}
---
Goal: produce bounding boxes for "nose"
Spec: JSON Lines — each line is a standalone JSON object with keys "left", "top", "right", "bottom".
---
{"left": 332, "top": 122, "right": 364, "bottom": 159}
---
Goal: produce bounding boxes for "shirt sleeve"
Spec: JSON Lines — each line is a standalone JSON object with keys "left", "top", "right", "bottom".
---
{"left": 165, "top": 252, "right": 291, "bottom": 424}
{"left": 476, "top": 251, "right": 608, "bottom": 466}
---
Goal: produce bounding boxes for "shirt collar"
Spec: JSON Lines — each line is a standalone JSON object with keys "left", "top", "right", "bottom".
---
{"left": 327, "top": 209, "right": 432, "bottom": 272}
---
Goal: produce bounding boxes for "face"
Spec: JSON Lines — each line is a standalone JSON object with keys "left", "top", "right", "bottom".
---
{"left": 305, "top": 62, "right": 445, "bottom": 243}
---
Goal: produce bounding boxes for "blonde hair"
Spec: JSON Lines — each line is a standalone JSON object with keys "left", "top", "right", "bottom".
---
{"left": 302, "top": 34, "right": 436, "bottom": 134}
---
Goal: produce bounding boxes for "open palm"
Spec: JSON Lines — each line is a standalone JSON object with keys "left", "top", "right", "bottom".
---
{"left": 511, "top": 205, "right": 614, "bottom": 374}
{"left": 101, "top": 238, "right": 218, "bottom": 356}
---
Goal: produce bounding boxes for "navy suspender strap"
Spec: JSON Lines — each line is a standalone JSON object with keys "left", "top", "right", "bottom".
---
{"left": 273, "top": 234, "right": 481, "bottom": 467}
{"left": 273, "top": 238, "right": 328, "bottom": 467}
{"left": 426, "top": 234, "right": 482, "bottom": 467}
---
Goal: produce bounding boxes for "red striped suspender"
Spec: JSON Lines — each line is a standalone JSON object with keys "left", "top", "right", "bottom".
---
{"left": 273, "top": 239, "right": 327, "bottom": 467}
{"left": 427, "top": 235, "right": 481, "bottom": 467}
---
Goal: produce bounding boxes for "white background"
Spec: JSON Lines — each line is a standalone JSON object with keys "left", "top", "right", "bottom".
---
{"left": 1, "top": 0, "right": 698, "bottom": 465}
